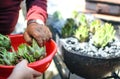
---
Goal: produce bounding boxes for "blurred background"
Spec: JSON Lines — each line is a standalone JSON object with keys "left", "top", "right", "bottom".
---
{"left": 14, "top": 0, "right": 120, "bottom": 79}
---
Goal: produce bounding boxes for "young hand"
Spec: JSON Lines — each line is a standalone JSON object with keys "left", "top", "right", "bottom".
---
{"left": 8, "top": 59, "right": 41, "bottom": 79}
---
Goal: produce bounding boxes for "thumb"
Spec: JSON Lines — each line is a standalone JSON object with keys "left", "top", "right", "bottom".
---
{"left": 16, "top": 59, "right": 28, "bottom": 67}
{"left": 21, "top": 59, "right": 42, "bottom": 77}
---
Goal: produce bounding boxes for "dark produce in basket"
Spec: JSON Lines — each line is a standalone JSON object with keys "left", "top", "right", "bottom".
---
{"left": 0, "top": 34, "right": 46, "bottom": 65}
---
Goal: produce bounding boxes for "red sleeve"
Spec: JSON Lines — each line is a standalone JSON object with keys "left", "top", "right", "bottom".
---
{"left": 26, "top": 0, "right": 47, "bottom": 23}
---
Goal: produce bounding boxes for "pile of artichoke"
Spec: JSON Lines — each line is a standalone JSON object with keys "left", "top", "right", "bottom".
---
{"left": 61, "top": 11, "right": 116, "bottom": 48}
{"left": 0, "top": 34, "right": 46, "bottom": 65}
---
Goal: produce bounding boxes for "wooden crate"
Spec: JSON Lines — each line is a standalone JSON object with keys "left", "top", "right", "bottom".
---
{"left": 85, "top": 0, "right": 120, "bottom": 16}
{"left": 86, "top": 0, "right": 120, "bottom": 4}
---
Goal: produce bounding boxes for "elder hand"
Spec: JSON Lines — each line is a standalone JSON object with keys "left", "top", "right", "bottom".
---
{"left": 8, "top": 59, "right": 41, "bottom": 79}
{"left": 24, "top": 23, "right": 52, "bottom": 47}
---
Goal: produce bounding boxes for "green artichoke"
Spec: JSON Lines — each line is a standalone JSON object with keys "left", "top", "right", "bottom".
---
{"left": 92, "top": 23, "right": 116, "bottom": 48}
{"left": 0, "top": 34, "right": 11, "bottom": 50}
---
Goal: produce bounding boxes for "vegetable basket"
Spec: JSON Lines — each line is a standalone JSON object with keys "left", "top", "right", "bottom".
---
{"left": 0, "top": 34, "right": 57, "bottom": 79}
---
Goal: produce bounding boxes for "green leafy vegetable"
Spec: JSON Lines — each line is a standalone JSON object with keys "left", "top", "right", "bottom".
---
{"left": 17, "top": 39, "right": 46, "bottom": 63}
{"left": 61, "top": 11, "right": 116, "bottom": 48}
{"left": 0, "top": 34, "right": 11, "bottom": 50}
{"left": 89, "top": 19, "right": 102, "bottom": 34}
{"left": 0, "top": 34, "right": 46, "bottom": 65}
{"left": 74, "top": 25, "right": 89, "bottom": 42}
{"left": 76, "top": 13, "right": 88, "bottom": 26}
{"left": 0, "top": 47, "right": 17, "bottom": 65}
{"left": 52, "top": 11, "right": 63, "bottom": 21}
{"left": 92, "top": 23, "right": 116, "bottom": 47}
{"left": 61, "top": 18, "right": 76, "bottom": 38}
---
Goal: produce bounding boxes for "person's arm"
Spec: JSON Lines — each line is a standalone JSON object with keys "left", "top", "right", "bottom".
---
{"left": 26, "top": 0, "right": 47, "bottom": 23}
{"left": 24, "top": 0, "right": 52, "bottom": 47}
{"left": 8, "top": 60, "right": 41, "bottom": 79}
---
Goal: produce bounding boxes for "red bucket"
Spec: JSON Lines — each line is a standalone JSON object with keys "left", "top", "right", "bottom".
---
{"left": 0, "top": 34, "right": 57, "bottom": 79}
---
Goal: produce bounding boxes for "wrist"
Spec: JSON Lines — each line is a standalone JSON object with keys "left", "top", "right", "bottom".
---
{"left": 27, "top": 19, "right": 44, "bottom": 26}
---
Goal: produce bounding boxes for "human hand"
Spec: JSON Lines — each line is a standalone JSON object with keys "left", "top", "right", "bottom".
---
{"left": 8, "top": 59, "right": 41, "bottom": 79}
{"left": 24, "top": 23, "right": 52, "bottom": 47}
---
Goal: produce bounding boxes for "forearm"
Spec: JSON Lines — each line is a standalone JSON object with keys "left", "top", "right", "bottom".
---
{"left": 26, "top": 0, "right": 48, "bottom": 23}
{"left": 24, "top": 0, "right": 52, "bottom": 47}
